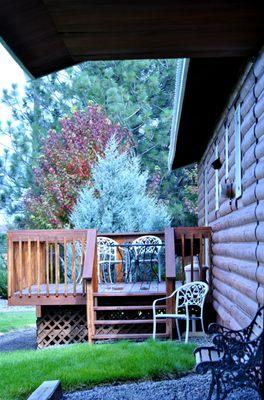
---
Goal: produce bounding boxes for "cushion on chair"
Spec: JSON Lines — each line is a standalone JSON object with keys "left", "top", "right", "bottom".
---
{"left": 155, "top": 313, "right": 187, "bottom": 319}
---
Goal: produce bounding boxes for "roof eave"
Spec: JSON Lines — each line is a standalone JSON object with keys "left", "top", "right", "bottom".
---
{"left": 168, "top": 58, "right": 189, "bottom": 171}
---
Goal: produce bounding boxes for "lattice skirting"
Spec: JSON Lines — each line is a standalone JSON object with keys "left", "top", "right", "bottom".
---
{"left": 37, "top": 306, "right": 88, "bottom": 348}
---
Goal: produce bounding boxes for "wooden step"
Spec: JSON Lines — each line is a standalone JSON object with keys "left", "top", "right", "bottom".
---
{"left": 93, "top": 291, "right": 166, "bottom": 297}
{"left": 94, "top": 319, "right": 166, "bottom": 325}
{"left": 94, "top": 305, "right": 166, "bottom": 311}
{"left": 93, "top": 333, "right": 168, "bottom": 340}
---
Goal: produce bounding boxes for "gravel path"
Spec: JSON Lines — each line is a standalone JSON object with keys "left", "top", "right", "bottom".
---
{"left": 0, "top": 328, "right": 36, "bottom": 352}
{"left": 63, "top": 374, "right": 261, "bottom": 400}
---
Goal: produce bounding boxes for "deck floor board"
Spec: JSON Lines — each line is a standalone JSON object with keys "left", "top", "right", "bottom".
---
{"left": 13, "top": 281, "right": 167, "bottom": 298}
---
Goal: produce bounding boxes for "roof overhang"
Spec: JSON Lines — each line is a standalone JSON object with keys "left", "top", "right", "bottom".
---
{"left": 168, "top": 59, "right": 189, "bottom": 170}
{"left": 1, "top": 1, "right": 264, "bottom": 78}
{"left": 169, "top": 57, "right": 251, "bottom": 169}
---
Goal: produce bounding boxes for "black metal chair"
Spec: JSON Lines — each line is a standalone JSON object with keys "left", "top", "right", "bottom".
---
{"left": 194, "top": 306, "right": 264, "bottom": 400}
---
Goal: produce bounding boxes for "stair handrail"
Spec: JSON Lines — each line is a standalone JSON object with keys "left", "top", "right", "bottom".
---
{"left": 82, "top": 229, "right": 98, "bottom": 288}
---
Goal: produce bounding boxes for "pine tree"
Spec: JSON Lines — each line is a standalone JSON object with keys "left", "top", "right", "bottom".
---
{"left": 1, "top": 60, "right": 197, "bottom": 227}
{"left": 70, "top": 139, "right": 171, "bottom": 232}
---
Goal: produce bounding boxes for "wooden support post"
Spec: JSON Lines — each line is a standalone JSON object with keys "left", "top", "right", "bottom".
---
{"left": 7, "top": 233, "right": 13, "bottom": 299}
{"left": 165, "top": 227, "right": 176, "bottom": 339}
{"left": 82, "top": 229, "right": 98, "bottom": 343}
{"left": 190, "top": 234, "right": 194, "bottom": 282}
{"left": 86, "top": 280, "right": 94, "bottom": 343}
{"left": 63, "top": 237, "right": 67, "bottom": 297}
{"left": 166, "top": 278, "right": 176, "bottom": 339}
{"left": 72, "top": 241, "right": 76, "bottom": 296}
{"left": 28, "top": 239, "right": 32, "bottom": 297}
{"left": 36, "top": 306, "right": 42, "bottom": 318}
{"left": 55, "top": 241, "right": 60, "bottom": 297}
{"left": 208, "top": 232, "right": 213, "bottom": 300}
{"left": 181, "top": 234, "right": 185, "bottom": 284}
{"left": 46, "top": 241, "right": 50, "bottom": 297}
{"left": 37, "top": 237, "right": 41, "bottom": 297}
{"left": 19, "top": 239, "right": 23, "bottom": 297}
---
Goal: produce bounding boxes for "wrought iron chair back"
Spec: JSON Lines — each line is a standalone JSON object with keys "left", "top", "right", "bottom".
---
{"left": 175, "top": 281, "right": 209, "bottom": 316}
{"left": 131, "top": 235, "right": 163, "bottom": 284}
{"left": 97, "top": 236, "right": 122, "bottom": 283}
{"left": 132, "top": 235, "right": 162, "bottom": 256}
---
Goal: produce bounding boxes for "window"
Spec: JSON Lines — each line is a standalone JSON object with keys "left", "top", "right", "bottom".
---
{"left": 214, "top": 143, "right": 219, "bottom": 211}
{"left": 234, "top": 104, "right": 242, "bottom": 198}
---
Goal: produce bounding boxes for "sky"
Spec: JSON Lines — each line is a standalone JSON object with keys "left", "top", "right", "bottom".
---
{"left": 0, "top": 42, "right": 27, "bottom": 224}
{"left": 0, "top": 42, "right": 27, "bottom": 125}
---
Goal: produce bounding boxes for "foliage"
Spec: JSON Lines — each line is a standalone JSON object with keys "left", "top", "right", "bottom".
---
{"left": 0, "top": 268, "right": 7, "bottom": 299}
{"left": 0, "top": 233, "right": 6, "bottom": 266}
{"left": 0, "top": 60, "right": 197, "bottom": 227}
{"left": 183, "top": 165, "right": 198, "bottom": 217}
{"left": 0, "top": 310, "right": 35, "bottom": 332}
{"left": 24, "top": 106, "right": 130, "bottom": 228}
{"left": 0, "top": 340, "right": 195, "bottom": 400}
{"left": 0, "top": 234, "right": 7, "bottom": 298}
{"left": 70, "top": 139, "right": 171, "bottom": 232}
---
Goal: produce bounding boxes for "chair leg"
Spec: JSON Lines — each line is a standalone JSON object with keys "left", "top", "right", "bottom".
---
{"left": 158, "top": 263, "right": 161, "bottom": 282}
{"left": 176, "top": 319, "right": 181, "bottom": 341}
{"left": 201, "top": 316, "right": 206, "bottom": 335}
{"left": 185, "top": 317, "right": 189, "bottom": 343}
{"left": 97, "top": 266, "right": 101, "bottom": 284}
{"left": 108, "top": 261, "right": 113, "bottom": 284}
{"left": 153, "top": 315, "right": 156, "bottom": 340}
{"left": 207, "top": 374, "right": 215, "bottom": 400}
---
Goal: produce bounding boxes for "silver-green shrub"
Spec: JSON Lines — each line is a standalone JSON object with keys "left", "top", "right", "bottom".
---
{"left": 70, "top": 139, "right": 171, "bottom": 232}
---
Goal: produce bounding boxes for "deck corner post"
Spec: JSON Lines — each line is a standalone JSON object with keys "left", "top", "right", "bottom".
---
{"left": 164, "top": 227, "right": 176, "bottom": 339}
{"left": 85, "top": 279, "right": 94, "bottom": 343}
{"left": 83, "top": 229, "right": 98, "bottom": 343}
{"left": 7, "top": 232, "right": 13, "bottom": 300}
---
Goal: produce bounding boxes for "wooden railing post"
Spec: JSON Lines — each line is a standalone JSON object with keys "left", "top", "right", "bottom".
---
{"left": 165, "top": 227, "right": 176, "bottom": 339}
{"left": 82, "top": 229, "right": 97, "bottom": 343}
{"left": 7, "top": 233, "right": 13, "bottom": 300}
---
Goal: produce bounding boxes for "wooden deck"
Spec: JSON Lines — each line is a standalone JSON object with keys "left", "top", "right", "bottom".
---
{"left": 12, "top": 281, "right": 167, "bottom": 299}
{"left": 7, "top": 227, "right": 212, "bottom": 344}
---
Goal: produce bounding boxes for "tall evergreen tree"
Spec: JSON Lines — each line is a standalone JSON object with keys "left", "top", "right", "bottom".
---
{"left": 0, "top": 60, "right": 197, "bottom": 227}
{"left": 70, "top": 139, "right": 171, "bottom": 232}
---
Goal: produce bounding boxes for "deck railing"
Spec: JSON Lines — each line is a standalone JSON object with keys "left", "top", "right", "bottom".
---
{"left": 7, "top": 227, "right": 211, "bottom": 302}
{"left": 7, "top": 229, "right": 90, "bottom": 299}
{"left": 7, "top": 227, "right": 211, "bottom": 341}
{"left": 164, "top": 226, "right": 212, "bottom": 338}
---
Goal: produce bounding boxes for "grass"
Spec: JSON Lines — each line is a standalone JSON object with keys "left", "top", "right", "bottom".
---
{"left": 0, "top": 311, "right": 36, "bottom": 333}
{"left": 0, "top": 340, "right": 196, "bottom": 400}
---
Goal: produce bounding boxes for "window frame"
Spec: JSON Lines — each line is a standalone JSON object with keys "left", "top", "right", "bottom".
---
{"left": 234, "top": 104, "right": 242, "bottom": 198}
{"left": 214, "top": 143, "right": 219, "bottom": 211}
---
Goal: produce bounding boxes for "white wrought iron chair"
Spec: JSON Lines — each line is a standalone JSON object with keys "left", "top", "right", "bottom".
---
{"left": 132, "top": 235, "right": 163, "bottom": 282}
{"left": 153, "top": 281, "right": 209, "bottom": 343}
{"left": 97, "top": 236, "right": 123, "bottom": 284}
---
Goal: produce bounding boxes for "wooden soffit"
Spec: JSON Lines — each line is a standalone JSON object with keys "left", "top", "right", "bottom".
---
{"left": 1, "top": 1, "right": 264, "bottom": 78}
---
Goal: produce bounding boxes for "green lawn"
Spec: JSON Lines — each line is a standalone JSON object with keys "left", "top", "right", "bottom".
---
{"left": 0, "top": 340, "right": 196, "bottom": 400}
{"left": 0, "top": 311, "right": 36, "bottom": 333}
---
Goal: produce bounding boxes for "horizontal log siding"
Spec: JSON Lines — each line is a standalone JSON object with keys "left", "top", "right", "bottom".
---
{"left": 198, "top": 51, "right": 264, "bottom": 329}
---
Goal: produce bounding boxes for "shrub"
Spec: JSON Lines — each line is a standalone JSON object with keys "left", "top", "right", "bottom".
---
{"left": 70, "top": 139, "right": 171, "bottom": 232}
{"left": 25, "top": 105, "right": 130, "bottom": 228}
{"left": 0, "top": 268, "right": 7, "bottom": 299}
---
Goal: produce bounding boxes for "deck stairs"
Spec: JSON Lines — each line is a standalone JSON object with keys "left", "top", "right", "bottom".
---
{"left": 92, "top": 291, "right": 169, "bottom": 341}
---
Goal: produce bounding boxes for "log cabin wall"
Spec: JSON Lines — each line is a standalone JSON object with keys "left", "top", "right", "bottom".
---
{"left": 198, "top": 50, "right": 264, "bottom": 329}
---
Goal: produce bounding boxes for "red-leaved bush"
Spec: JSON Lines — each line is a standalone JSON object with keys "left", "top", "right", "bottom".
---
{"left": 25, "top": 105, "right": 131, "bottom": 227}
